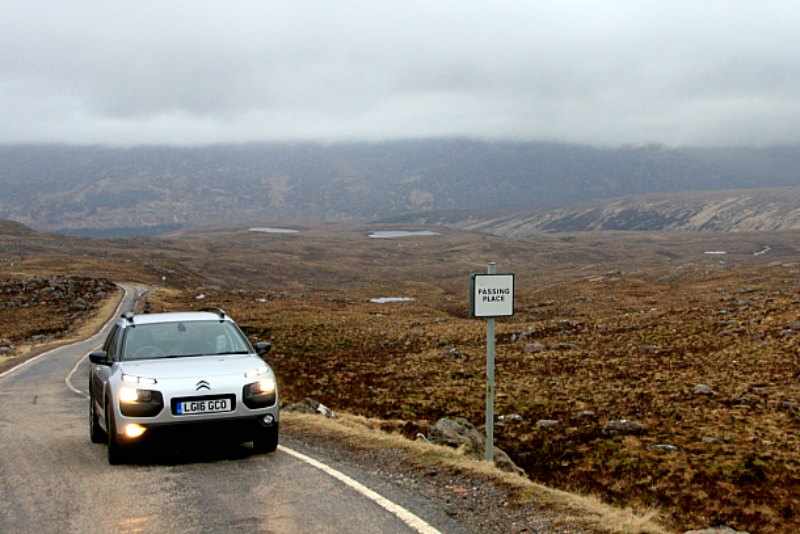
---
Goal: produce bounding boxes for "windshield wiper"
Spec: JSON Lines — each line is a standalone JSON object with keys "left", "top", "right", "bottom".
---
{"left": 211, "top": 351, "right": 249, "bottom": 355}
{"left": 162, "top": 353, "right": 206, "bottom": 359}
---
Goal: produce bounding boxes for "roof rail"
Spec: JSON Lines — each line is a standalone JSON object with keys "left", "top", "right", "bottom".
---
{"left": 199, "top": 307, "right": 227, "bottom": 320}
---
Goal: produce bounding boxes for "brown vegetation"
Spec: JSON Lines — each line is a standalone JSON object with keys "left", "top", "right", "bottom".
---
{"left": 4, "top": 222, "right": 800, "bottom": 531}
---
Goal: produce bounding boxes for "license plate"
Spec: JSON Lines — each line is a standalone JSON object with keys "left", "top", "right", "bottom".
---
{"left": 176, "top": 398, "right": 232, "bottom": 415}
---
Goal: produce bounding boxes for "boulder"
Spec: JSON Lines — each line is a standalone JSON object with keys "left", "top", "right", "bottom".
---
{"left": 428, "top": 417, "right": 484, "bottom": 453}
{"left": 693, "top": 384, "right": 715, "bottom": 396}
{"left": 536, "top": 419, "right": 560, "bottom": 429}
{"left": 428, "top": 417, "right": 525, "bottom": 476}
{"left": 603, "top": 419, "right": 647, "bottom": 436}
{"left": 442, "top": 346, "right": 465, "bottom": 359}
{"left": 283, "top": 397, "right": 335, "bottom": 418}
{"left": 523, "top": 342, "right": 545, "bottom": 354}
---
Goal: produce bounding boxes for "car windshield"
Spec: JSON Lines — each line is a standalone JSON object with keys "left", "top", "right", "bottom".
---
{"left": 121, "top": 320, "right": 251, "bottom": 361}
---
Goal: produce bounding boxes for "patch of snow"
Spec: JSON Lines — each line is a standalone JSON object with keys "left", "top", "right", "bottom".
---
{"left": 249, "top": 227, "right": 299, "bottom": 234}
{"left": 704, "top": 251, "right": 727, "bottom": 255}
{"left": 754, "top": 246, "right": 771, "bottom": 256}
{"left": 369, "top": 297, "right": 415, "bottom": 304}
{"left": 368, "top": 230, "right": 440, "bottom": 239}
{"left": 195, "top": 293, "right": 206, "bottom": 300}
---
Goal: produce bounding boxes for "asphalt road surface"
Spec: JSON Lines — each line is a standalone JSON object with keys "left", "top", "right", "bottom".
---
{"left": 0, "top": 286, "right": 452, "bottom": 534}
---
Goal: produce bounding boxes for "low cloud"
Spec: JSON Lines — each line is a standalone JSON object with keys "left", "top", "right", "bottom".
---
{"left": 1, "top": 1, "right": 799, "bottom": 146}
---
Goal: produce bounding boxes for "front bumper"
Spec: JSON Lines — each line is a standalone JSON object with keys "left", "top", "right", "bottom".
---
{"left": 120, "top": 413, "right": 278, "bottom": 444}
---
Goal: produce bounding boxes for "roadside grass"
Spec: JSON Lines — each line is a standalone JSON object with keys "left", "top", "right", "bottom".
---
{"left": 282, "top": 412, "right": 670, "bottom": 534}
{"left": 0, "top": 285, "right": 124, "bottom": 374}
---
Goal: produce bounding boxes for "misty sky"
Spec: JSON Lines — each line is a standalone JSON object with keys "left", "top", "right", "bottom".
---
{"left": 2, "top": 1, "right": 799, "bottom": 146}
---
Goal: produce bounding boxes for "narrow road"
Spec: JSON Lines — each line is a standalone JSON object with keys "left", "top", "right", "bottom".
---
{"left": 0, "top": 286, "right": 448, "bottom": 534}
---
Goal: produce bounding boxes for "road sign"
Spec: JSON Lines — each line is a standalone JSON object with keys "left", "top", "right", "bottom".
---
{"left": 470, "top": 273, "right": 515, "bottom": 318}
{"left": 470, "top": 263, "right": 515, "bottom": 462}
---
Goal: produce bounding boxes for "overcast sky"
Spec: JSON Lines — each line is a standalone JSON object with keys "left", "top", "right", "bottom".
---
{"left": 1, "top": 1, "right": 799, "bottom": 146}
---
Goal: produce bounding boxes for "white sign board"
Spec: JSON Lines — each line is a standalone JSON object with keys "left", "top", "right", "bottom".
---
{"left": 470, "top": 273, "right": 515, "bottom": 318}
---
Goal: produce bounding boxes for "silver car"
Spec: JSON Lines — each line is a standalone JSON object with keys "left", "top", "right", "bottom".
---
{"left": 88, "top": 308, "right": 279, "bottom": 464}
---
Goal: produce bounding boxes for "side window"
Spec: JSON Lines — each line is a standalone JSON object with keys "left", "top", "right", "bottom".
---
{"left": 103, "top": 326, "right": 119, "bottom": 355}
{"left": 112, "top": 328, "right": 125, "bottom": 361}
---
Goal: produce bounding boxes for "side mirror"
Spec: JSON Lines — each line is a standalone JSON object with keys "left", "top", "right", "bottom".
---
{"left": 89, "top": 350, "right": 109, "bottom": 365}
{"left": 255, "top": 341, "right": 272, "bottom": 357}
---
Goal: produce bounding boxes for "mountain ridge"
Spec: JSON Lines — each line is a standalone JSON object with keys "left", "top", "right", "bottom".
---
{"left": 2, "top": 140, "right": 800, "bottom": 233}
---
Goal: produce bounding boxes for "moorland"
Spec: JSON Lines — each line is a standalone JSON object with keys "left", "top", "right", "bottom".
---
{"left": 2, "top": 220, "right": 799, "bottom": 532}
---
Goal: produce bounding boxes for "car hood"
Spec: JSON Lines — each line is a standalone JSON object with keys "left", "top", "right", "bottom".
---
{"left": 118, "top": 354, "right": 266, "bottom": 380}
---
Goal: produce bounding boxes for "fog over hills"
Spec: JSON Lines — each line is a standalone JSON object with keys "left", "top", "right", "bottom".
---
{"left": 2, "top": 140, "right": 800, "bottom": 234}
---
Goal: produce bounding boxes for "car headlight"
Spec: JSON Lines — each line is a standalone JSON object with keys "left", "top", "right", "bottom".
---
{"left": 119, "top": 386, "right": 140, "bottom": 403}
{"left": 117, "top": 386, "right": 164, "bottom": 417}
{"left": 256, "top": 375, "right": 276, "bottom": 394}
{"left": 122, "top": 373, "right": 157, "bottom": 386}
{"left": 243, "top": 372, "right": 277, "bottom": 409}
{"left": 119, "top": 386, "right": 154, "bottom": 403}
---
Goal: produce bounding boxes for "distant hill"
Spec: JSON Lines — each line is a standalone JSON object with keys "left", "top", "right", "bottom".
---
{"left": 2, "top": 141, "right": 800, "bottom": 233}
{"left": 0, "top": 219, "right": 34, "bottom": 236}
{"left": 423, "top": 187, "right": 800, "bottom": 236}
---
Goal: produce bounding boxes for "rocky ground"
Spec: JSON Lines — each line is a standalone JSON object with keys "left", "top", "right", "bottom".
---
{"left": 0, "top": 276, "right": 117, "bottom": 360}
{"left": 149, "top": 263, "right": 800, "bottom": 533}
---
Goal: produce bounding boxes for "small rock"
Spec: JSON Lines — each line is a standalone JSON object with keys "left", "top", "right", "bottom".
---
{"left": 604, "top": 419, "right": 647, "bottom": 436}
{"left": 536, "top": 419, "right": 560, "bottom": 429}
{"left": 0, "top": 346, "right": 13, "bottom": 355}
{"left": 701, "top": 436, "right": 721, "bottom": 444}
{"left": 649, "top": 443, "right": 679, "bottom": 453}
{"left": 523, "top": 342, "right": 545, "bottom": 354}
{"left": 31, "top": 335, "right": 46, "bottom": 342}
{"left": 683, "top": 526, "right": 750, "bottom": 534}
{"left": 693, "top": 384, "right": 715, "bottom": 396}
{"left": 639, "top": 345, "right": 660, "bottom": 355}
{"left": 492, "top": 448, "right": 526, "bottom": 477}
{"left": 554, "top": 342, "right": 577, "bottom": 350}
{"left": 498, "top": 414, "right": 523, "bottom": 423}
{"left": 195, "top": 293, "right": 206, "bottom": 300}
{"left": 788, "top": 320, "right": 800, "bottom": 331}
{"left": 575, "top": 410, "right": 597, "bottom": 420}
{"left": 442, "top": 346, "right": 464, "bottom": 359}
{"left": 316, "top": 402, "right": 335, "bottom": 418}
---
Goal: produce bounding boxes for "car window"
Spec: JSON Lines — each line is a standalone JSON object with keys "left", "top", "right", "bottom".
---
{"left": 103, "top": 325, "right": 119, "bottom": 354}
{"left": 121, "top": 320, "right": 251, "bottom": 361}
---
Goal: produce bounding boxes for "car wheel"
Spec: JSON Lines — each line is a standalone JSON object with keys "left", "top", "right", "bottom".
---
{"left": 253, "top": 424, "right": 279, "bottom": 454}
{"left": 89, "top": 390, "right": 106, "bottom": 443}
{"left": 106, "top": 400, "right": 128, "bottom": 465}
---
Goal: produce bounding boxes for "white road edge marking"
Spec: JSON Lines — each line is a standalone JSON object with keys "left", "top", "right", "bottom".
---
{"left": 279, "top": 445, "right": 441, "bottom": 534}
{"left": 64, "top": 286, "right": 132, "bottom": 397}
{"left": 0, "top": 285, "right": 129, "bottom": 382}
{"left": 47, "top": 286, "right": 440, "bottom": 534}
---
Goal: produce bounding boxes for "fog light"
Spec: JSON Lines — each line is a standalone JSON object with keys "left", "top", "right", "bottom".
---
{"left": 124, "top": 424, "right": 146, "bottom": 439}
{"left": 263, "top": 414, "right": 275, "bottom": 425}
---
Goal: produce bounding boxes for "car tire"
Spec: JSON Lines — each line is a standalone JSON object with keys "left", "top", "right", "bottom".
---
{"left": 253, "top": 424, "right": 279, "bottom": 454}
{"left": 89, "top": 390, "right": 106, "bottom": 444}
{"left": 106, "top": 400, "right": 128, "bottom": 465}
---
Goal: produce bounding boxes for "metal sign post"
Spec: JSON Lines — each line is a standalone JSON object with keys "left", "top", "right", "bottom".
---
{"left": 485, "top": 262, "right": 496, "bottom": 462}
{"left": 469, "top": 262, "right": 515, "bottom": 463}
